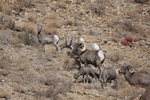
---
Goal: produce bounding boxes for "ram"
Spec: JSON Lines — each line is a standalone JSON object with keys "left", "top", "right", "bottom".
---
{"left": 73, "top": 41, "right": 105, "bottom": 80}
{"left": 119, "top": 64, "right": 150, "bottom": 87}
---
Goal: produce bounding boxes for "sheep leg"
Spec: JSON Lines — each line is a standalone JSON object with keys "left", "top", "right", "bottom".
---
{"left": 91, "top": 72, "right": 98, "bottom": 83}
{"left": 85, "top": 74, "right": 88, "bottom": 83}
{"left": 53, "top": 43, "right": 60, "bottom": 51}
{"left": 83, "top": 75, "right": 86, "bottom": 83}
{"left": 113, "top": 78, "right": 118, "bottom": 89}
{"left": 98, "top": 65, "right": 103, "bottom": 82}
{"left": 60, "top": 42, "right": 67, "bottom": 50}
{"left": 39, "top": 42, "right": 45, "bottom": 52}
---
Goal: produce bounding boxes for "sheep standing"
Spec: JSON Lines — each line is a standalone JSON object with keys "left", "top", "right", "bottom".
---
{"left": 73, "top": 41, "right": 105, "bottom": 81}
{"left": 37, "top": 25, "right": 60, "bottom": 52}
{"left": 60, "top": 36, "right": 100, "bottom": 51}
{"left": 140, "top": 84, "right": 150, "bottom": 100}
{"left": 119, "top": 64, "right": 150, "bottom": 87}
{"left": 74, "top": 64, "right": 98, "bottom": 83}
{"left": 101, "top": 67, "right": 119, "bottom": 89}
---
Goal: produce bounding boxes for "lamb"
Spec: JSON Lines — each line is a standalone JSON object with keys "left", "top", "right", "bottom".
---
{"left": 60, "top": 36, "right": 100, "bottom": 51}
{"left": 101, "top": 67, "right": 119, "bottom": 89}
{"left": 140, "top": 84, "right": 150, "bottom": 100}
{"left": 73, "top": 41, "right": 105, "bottom": 80}
{"left": 74, "top": 64, "right": 98, "bottom": 83}
{"left": 119, "top": 64, "right": 150, "bottom": 87}
{"left": 37, "top": 25, "right": 60, "bottom": 52}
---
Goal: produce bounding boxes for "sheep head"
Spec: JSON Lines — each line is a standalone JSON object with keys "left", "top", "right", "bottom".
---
{"left": 119, "top": 64, "right": 134, "bottom": 74}
{"left": 79, "top": 41, "right": 87, "bottom": 52}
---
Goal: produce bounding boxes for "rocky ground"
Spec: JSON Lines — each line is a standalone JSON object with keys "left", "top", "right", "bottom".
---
{"left": 0, "top": 0, "right": 150, "bottom": 100}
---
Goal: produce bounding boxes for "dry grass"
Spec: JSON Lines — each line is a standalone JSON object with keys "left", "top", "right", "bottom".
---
{"left": 0, "top": 30, "right": 12, "bottom": 45}
{"left": 18, "top": 32, "right": 37, "bottom": 46}
{"left": 89, "top": 0, "right": 111, "bottom": 16}
{"left": 63, "top": 20, "right": 73, "bottom": 26}
{"left": 56, "top": 1, "right": 67, "bottom": 9}
{"left": 0, "top": 88, "right": 11, "bottom": 99}
{"left": 11, "top": 37, "right": 20, "bottom": 46}
{"left": 63, "top": 58, "right": 75, "bottom": 70}
{"left": 16, "top": 0, "right": 33, "bottom": 8}
{"left": 107, "top": 50, "right": 124, "bottom": 62}
{"left": 28, "top": 13, "right": 37, "bottom": 23}
{"left": 0, "top": 3, "right": 12, "bottom": 15}
{"left": 42, "top": 22, "right": 59, "bottom": 35}
{"left": 22, "top": 23, "right": 37, "bottom": 34}
{"left": 0, "top": 56, "right": 12, "bottom": 69}
{"left": 35, "top": 73, "right": 72, "bottom": 100}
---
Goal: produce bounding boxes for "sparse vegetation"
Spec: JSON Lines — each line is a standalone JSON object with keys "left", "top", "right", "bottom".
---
{"left": 0, "top": 0, "right": 149, "bottom": 99}
{"left": 28, "top": 13, "right": 37, "bottom": 22}
{"left": 0, "top": 3, "right": 12, "bottom": 15}
{"left": 42, "top": 22, "right": 59, "bottom": 35}
{"left": 22, "top": 23, "right": 37, "bottom": 34}
{"left": 18, "top": 32, "right": 37, "bottom": 46}
{"left": 36, "top": 74, "right": 72, "bottom": 100}
{"left": 107, "top": 50, "right": 124, "bottom": 62}
{"left": 16, "top": 0, "right": 33, "bottom": 8}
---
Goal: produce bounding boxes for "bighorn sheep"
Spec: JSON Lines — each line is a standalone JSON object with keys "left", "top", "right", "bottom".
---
{"left": 140, "top": 84, "right": 150, "bottom": 100}
{"left": 37, "top": 25, "right": 60, "bottom": 51}
{"left": 74, "top": 64, "right": 98, "bottom": 83}
{"left": 101, "top": 67, "right": 119, "bottom": 89}
{"left": 73, "top": 41, "right": 105, "bottom": 80}
{"left": 119, "top": 64, "right": 150, "bottom": 87}
{"left": 60, "top": 36, "right": 100, "bottom": 51}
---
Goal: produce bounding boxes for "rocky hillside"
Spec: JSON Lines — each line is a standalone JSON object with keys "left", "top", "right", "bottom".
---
{"left": 0, "top": 0, "right": 150, "bottom": 100}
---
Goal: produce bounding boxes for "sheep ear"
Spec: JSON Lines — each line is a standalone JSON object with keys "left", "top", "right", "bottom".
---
{"left": 129, "top": 68, "right": 135, "bottom": 74}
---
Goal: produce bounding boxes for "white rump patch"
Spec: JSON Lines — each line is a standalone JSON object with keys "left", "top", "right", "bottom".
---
{"left": 93, "top": 43, "right": 100, "bottom": 50}
{"left": 98, "top": 50, "right": 105, "bottom": 61}
{"left": 54, "top": 35, "right": 59, "bottom": 41}
{"left": 79, "top": 37, "right": 85, "bottom": 42}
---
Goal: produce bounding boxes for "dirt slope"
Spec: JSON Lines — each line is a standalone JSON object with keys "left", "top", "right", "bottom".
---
{"left": 0, "top": 0, "right": 150, "bottom": 100}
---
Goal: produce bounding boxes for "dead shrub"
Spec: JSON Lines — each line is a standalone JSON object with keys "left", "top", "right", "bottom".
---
{"left": 49, "top": 4, "right": 58, "bottom": 12}
{"left": 22, "top": 23, "right": 37, "bottom": 34}
{"left": 36, "top": 74, "right": 72, "bottom": 100}
{"left": 28, "top": 13, "right": 37, "bottom": 22}
{"left": 0, "top": 56, "right": 12, "bottom": 69}
{"left": 57, "top": 3, "right": 66, "bottom": 9}
{"left": 63, "top": 58, "right": 75, "bottom": 70}
{"left": 89, "top": 0, "right": 110, "bottom": 16}
{"left": 0, "top": 4, "right": 12, "bottom": 15}
{"left": 125, "top": 57, "right": 142, "bottom": 68}
{"left": 42, "top": 22, "right": 58, "bottom": 35}
{"left": 11, "top": 37, "right": 20, "bottom": 45}
{"left": 0, "top": 88, "right": 11, "bottom": 99}
{"left": 90, "top": 4, "right": 103, "bottom": 16}
{"left": 130, "top": 24, "right": 148, "bottom": 37}
{"left": 63, "top": 20, "right": 73, "bottom": 26}
{"left": 45, "top": 12, "right": 56, "bottom": 19}
{"left": 107, "top": 50, "right": 124, "bottom": 62}
{"left": 18, "top": 32, "right": 37, "bottom": 46}
{"left": 83, "top": 82, "right": 102, "bottom": 90}
{"left": 121, "top": 20, "right": 133, "bottom": 32}
{"left": 0, "top": 30, "right": 12, "bottom": 45}
{"left": 16, "top": 0, "right": 33, "bottom": 8}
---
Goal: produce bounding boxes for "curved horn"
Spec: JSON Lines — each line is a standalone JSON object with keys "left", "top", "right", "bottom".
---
{"left": 80, "top": 41, "right": 87, "bottom": 52}
{"left": 129, "top": 67, "right": 135, "bottom": 74}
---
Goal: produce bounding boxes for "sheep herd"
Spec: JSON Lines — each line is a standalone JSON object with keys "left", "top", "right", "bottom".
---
{"left": 37, "top": 25, "right": 150, "bottom": 100}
